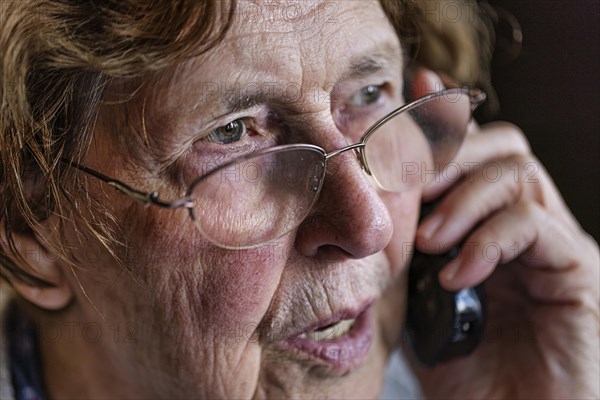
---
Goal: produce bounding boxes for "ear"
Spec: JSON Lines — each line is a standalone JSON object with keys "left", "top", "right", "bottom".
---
{"left": 408, "top": 68, "right": 446, "bottom": 100}
{"left": 3, "top": 228, "right": 74, "bottom": 310}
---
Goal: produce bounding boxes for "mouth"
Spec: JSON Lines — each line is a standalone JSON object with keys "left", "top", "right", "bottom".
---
{"left": 278, "top": 302, "right": 374, "bottom": 373}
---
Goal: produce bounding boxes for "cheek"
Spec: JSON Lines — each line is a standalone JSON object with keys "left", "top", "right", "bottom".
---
{"left": 61, "top": 194, "right": 291, "bottom": 395}
{"left": 117, "top": 203, "right": 289, "bottom": 335}
{"left": 381, "top": 190, "right": 420, "bottom": 278}
{"left": 198, "top": 244, "right": 290, "bottom": 329}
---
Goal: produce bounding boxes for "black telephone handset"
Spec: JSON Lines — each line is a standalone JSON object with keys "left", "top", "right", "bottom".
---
{"left": 405, "top": 202, "right": 486, "bottom": 367}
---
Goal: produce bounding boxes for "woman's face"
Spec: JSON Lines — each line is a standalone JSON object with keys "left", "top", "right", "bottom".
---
{"left": 59, "top": 1, "right": 420, "bottom": 398}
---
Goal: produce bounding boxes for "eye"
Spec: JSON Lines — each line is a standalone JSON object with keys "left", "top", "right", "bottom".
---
{"left": 345, "top": 85, "right": 382, "bottom": 106}
{"left": 206, "top": 119, "right": 247, "bottom": 144}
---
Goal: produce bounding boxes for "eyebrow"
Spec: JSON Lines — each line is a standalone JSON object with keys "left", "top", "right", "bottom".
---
{"left": 216, "top": 42, "right": 401, "bottom": 116}
{"left": 341, "top": 41, "right": 401, "bottom": 82}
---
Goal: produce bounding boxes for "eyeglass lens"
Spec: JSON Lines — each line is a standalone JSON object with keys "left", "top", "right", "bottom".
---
{"left": 189, "top": 147, "right": 326, "bottom": 248}
{"left": 365, "top": 90, "right": 471, "bottom": 191}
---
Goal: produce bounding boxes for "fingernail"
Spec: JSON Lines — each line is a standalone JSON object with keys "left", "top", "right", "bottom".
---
{"left": 417, "top": 214, "right": 444, "bottom": 240}
{"left": 442, "top": 258, "right": 461, "bottom": 281}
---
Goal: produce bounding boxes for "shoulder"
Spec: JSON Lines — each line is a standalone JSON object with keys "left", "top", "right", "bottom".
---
{"left": 0, "top": 284, "right": 16, "bottom": 400}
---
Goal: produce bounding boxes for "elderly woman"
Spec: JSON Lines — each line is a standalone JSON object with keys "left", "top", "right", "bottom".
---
{"left": 1, "top": 0, "right": 598, "bottom": 398}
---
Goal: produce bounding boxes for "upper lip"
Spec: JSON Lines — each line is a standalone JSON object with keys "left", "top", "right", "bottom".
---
{"left": 257, "top": 257, "right": 390, "bottom": 343}
{"left": 258, "top": 296, "right": 377, "bottom": 343}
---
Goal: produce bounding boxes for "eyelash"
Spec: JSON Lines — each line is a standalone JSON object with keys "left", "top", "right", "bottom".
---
{"left": 205, "top": 119, "right": 248, "bottom": 145}
{"left": 198, "top": 116, "right": 278, "bottom": 161}
{"left": 345, "top": 84, "right": 384, "bottom": 107}
{"left": 335, "top": 83, "right": 393, "bottom": 129}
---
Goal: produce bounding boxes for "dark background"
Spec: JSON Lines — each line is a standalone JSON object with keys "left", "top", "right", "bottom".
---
{"left": 485, "top": 0, "right": 599, "bottom": 241}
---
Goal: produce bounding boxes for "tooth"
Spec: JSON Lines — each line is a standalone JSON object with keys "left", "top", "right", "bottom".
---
{"left": 305, "top": 319, "right": 355, "bottom": 342}
{"left": 307, "top": 325, "right": 337, "bottom": 342}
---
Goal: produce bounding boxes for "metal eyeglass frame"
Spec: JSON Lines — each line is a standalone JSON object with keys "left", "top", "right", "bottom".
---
{"left": 63, "top": 87, "right": 486, "bottom": 216}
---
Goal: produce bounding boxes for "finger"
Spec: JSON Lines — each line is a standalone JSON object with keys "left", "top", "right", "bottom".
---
{"left": 437, "top": 201, "right": 589, "bottom": 292}
{"left": 422, "top": 122, "right": 531, "bottom": 201}
{"left": 416, "top": 156, "right": 526, "bottom": 252}
{"left": 454, "top": 122, "right": 531, "bottom": 165}
{"left": 409, "top": 68, "right": 445, "bottom": 99}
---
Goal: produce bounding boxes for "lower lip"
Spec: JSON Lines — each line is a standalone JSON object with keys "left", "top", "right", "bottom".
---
{"left": 280, "top": 306, "right": 373, "bottom": 373}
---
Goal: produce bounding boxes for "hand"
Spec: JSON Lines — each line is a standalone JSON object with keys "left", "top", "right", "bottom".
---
{"left": 409, "top": 120, "right": 600, "bottom": 399}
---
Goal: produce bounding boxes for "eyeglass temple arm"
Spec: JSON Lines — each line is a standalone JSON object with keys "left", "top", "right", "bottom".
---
{"left": 62, "top": 159, "right": 193, "bottom": 209}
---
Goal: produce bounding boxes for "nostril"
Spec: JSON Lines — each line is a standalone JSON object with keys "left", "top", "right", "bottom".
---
{"left": 313, "top": 244, "right": 354, "bottom": 264}
{"left": 294, "top": 201, "right": 393, "bottom": 261}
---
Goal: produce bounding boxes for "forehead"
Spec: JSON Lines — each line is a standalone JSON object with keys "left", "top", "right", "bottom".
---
{"left": 181, "top": 0, "right": 400, "bottom": 85}
{"left": 230, "top": 2, "right": 392, "bottom": 47}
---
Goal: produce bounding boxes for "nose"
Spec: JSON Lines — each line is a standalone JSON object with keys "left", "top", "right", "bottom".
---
{"left": 294, "top": 143, "right": 394, "bottom": 260}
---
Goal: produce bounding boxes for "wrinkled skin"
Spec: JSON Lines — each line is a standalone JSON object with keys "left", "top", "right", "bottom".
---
{"left": 37, "top": 2, "right": 418, "bottom": 399}
{"left": 15, "top": 1, "right": 598, "bottom": 399}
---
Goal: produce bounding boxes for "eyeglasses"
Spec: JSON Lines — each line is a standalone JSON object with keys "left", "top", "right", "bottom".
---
{"left": 65, "top": 88, "right": 485, "bottom": 249}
